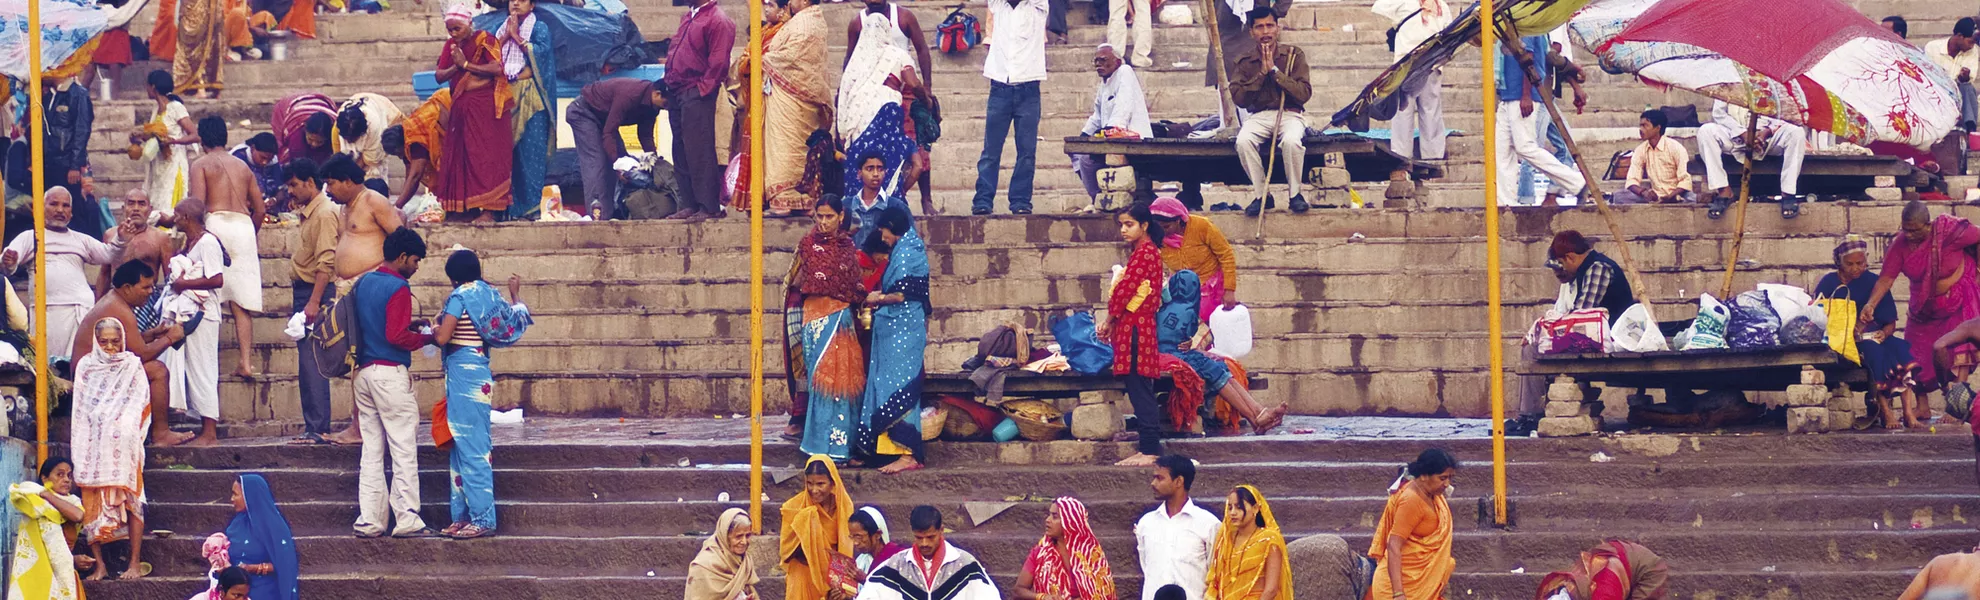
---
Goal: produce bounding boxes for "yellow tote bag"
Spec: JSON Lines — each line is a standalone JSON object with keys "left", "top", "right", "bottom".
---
{"left": 1820, "top": 296, "right": 1861, "bottom": 365}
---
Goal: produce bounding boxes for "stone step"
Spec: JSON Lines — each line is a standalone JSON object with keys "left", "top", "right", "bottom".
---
{"left": 140, "top": 489, "right": 1980, "bottom": 539}
{"left": 77, "top": 569, "right": 1926, "bottom": 600}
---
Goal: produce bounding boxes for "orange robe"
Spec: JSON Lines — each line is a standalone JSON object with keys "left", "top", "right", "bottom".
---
{"left": 149, "top": 0, "right": 179, "bottom": 62}
{"left": 1366, "top": 486, "right": 1454, "bottom": 600}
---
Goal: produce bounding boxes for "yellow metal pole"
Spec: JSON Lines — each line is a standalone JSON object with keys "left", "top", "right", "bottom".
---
{"left": 30, "top": 0, "right": 49, "bottom": 466}
{"left": 746, "top": 0, "right": 766, "bottom": 534}
{"left": 1481, "top": 4, "right": 1507, "bottom": 527}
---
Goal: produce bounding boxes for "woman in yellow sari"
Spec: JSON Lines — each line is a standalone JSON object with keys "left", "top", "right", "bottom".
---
{"left": 780, "top": 456, "right": 857, "bottom": 600}
{"left": 1367, "top": 449, "right": 1459, "bottom": 600}
{"left": 1207, "top": 485, "right": 1291, "bottom": 600}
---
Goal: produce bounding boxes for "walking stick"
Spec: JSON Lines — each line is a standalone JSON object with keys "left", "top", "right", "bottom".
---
{"left": 1718, "top": 111, "right": 1761, "bottom": 301}
{"left": 1254, "top": 51, "right": 1289, "bottom": 240}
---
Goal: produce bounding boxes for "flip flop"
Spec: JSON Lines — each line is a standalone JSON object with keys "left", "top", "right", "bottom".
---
{"left": 287, "top": 432, "right": 329, "bottom": 446}
{"left": 392, "top": 527, "right": 444, "bottom": 539}
{"left": 1707, "top": 196, "right": 1731, "bottom": 220}
{"left": 1779, "top": 194, "right": 1802, "bottom": 219}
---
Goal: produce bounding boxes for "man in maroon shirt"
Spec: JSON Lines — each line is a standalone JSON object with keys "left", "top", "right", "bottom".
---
{"left": 661, "top": 0, "right": 736, "bottom": 222}
{"left": 350, "top": 227, "right": 439, "bottom": 539}
{"left": 567, "top": 78, "right": 664, "bottom": 220}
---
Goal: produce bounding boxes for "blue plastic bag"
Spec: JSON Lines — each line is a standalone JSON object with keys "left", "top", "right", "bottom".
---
{"left": 1051, "top": 312, "right": 1115, "bottom": 376}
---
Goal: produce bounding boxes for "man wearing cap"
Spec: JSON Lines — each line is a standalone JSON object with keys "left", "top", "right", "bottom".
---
{"left": 1069, "top": 44, "right": 1152, "bottom": 209}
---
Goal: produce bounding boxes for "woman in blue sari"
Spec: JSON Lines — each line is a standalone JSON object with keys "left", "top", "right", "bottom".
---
{"left": 227, "top": 474, "right": 298, "bottom": 600}
{"left": 791, "top": 196, "right": 867, "bottom": 461}
{"left": 1159, "top": 270, "right": 1285, "bottom": 435}
{"left": 501, "top": 0, "right": 556, "bottom": 220}
{"left": 856, "top": 206, "right": 929, "bottom": 474}
{"left": 433, "top": 249, "right": 532, "bottom": 539}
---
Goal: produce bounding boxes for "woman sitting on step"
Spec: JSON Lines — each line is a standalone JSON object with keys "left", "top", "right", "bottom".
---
{"left": 1208, "top": 485, "right": 1292, "bottom": 600}
{"left": 226, "top": 474, "right": 299, "bottom": 600}
{"left": 1158, "top": 270, "right": 1286, "bottom": 436}
{"left": 433, "top": 249, "right": 532, "bottom": 540}
{"left": 1148, "top": 197, "right": 1239, "bottom": 323}
{"left": 1818, "top": 235, "right": 1924, "bottom": 430}
{"left": 780, "top": 456, "right": 858, "bottom": 600}
{"left": 856, "top": 206, "right": 930, "bottom": 475}
{"left": 791, "top": 196, "right": 869, "bottom": 461}
{"left": 686, "top": 508, "right": 760, "bottom": 600}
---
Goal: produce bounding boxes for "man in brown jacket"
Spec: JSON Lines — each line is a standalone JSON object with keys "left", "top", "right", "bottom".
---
{"left": 1229, "top": 7, "right": 1312, "bottom": 216}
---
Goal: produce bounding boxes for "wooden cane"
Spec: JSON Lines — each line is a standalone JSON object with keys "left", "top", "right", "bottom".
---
{"left": 1718, "top": 112, "right": 1761, "bottom": 300}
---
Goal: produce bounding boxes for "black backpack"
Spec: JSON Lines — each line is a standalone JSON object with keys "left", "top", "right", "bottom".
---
{"left": 306, "top": 273, "right": 369, "bottom": 378}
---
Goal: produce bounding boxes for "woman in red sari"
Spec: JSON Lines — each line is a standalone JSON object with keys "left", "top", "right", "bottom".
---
{"left": 1016, "top": 497, "right": 1117, "bottom": 600}
{"left": 435, "top": 3, "right": 515, "bottom": 222}
{"left": 1863, "top": 201, "right": 1980, "bottom": 395}
{"left": 1109, "top": 203, "right": 1167, "bottom": 468}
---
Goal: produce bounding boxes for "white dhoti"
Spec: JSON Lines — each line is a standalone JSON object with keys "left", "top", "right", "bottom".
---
{"left": 206, "top": 211, "right": 263, "bottom": 312}
{"left": 37, "top": 304, "right": 87, "bottom": 361}
{"left": 168, "top": 316, "right": 221, "bottom": 421}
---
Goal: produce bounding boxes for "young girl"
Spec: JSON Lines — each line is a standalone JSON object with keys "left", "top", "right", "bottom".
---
{"left": 1108, "top": 203, "right": 1166, "bottom": 468}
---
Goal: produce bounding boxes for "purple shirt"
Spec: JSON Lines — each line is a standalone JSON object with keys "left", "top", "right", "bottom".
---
{"left": 662, "top": 1, "right": 737, "bottom": 99}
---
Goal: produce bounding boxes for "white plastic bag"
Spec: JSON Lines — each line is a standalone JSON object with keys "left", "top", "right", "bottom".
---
{"left": 1610, "top": 303, "right": 1668, "bottom": 352}
{"left": 1208, "top": 304, "right": 1253, "bottom": 359}
{"left": 1757, "top": 284, "right": 1813, "bottom": 321}
{"left": 1158, "top": 3, "right": 1195, "bottom": 25}
{"left": 1679, "top": 294, "right": 1730, "bottom": 350}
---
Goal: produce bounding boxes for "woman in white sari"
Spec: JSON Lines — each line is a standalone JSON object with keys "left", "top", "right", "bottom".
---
{"left": 134, "top": 70, "right": 200, "bottom": 213}
{"left": 835, "top": 12, "right": 922, "bottom": 204}
{"left": 71, "top": 318, "right": 154, "bottom": 581}
{"left": 761, "top": 0, "right": 831, "bottom": 216}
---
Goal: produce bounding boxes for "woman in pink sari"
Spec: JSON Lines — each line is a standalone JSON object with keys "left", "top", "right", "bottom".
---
{"left": 1863, "top": 201, "right": 1980, "bottom": 394}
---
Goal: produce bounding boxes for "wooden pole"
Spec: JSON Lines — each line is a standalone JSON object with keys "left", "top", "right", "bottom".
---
{"left": 30, "top": 0, "right": 48, "bottom": 466}
{"left": 1718, "top": 112, "right": 1761, "bottom": 300}
{"left": 1503, "top": 30, "right": 1655, "bottom": 321}
{"left": 1201, "top": 0, "right": 1238, "bottom": 131}
{"left": 746, "top": 0, "right": 766, "bottom": 534}
{"left": 1482, "top": 4, "right": 1506, "bottom": 528}
{"left": 1253, "top": 82, "right": 1287, "bottom": 239}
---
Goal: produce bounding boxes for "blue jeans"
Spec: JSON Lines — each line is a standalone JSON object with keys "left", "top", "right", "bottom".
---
{"left": 973, "top": 81, "right": 1041, "bottom": 213}
{"left": 1518, "top": 103, "right": 1575, "bottom": 203}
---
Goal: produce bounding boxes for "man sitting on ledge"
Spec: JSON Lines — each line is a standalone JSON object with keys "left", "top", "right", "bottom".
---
{"left": 1230, "top": 6, "right": 1311, "bottom": 217}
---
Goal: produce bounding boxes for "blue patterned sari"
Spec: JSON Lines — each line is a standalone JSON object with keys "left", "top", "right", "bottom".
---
{"left": 857, "top": 229, "right": 929, "bottom": 460}
{"left": 507, "top": 14, "right": 556, "bottom": 220}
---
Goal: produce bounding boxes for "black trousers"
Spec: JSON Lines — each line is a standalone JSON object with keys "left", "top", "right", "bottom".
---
{"left": 1125, "top": 374, "right": 1161, "bottom": 456}
{"left": 667, "top": 89, "right": 721, "bottom": 214}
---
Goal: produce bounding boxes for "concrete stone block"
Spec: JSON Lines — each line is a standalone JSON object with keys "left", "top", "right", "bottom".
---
{"left": 1613, "top": 434, "right": 1682, "bottom": 457}
{"left": 1548, "top": 382, "right": 1588, "bottom": 403}
{"left": 1787, "top": 407, "right": 1829, "bottom": 434}
{"left": 1826, "top": 389, "right": 1865, "bottom": 413}
{"left": 1828, "top": 409, "right": 1858, "bottom": 431}
{"left": 1785, "top": 384, "right": 1828, "bottom": 407}
{"left": 1070, "top": 402, "right": 1125, "bottom": 441}
{"left": 1323, "top": 152, "right": 1346, "bottom": 168}
{"left": 1320, "top": 167, "right": 1352, "bottom": 187}
{"left": 1867, "top": 187, "right": 1904, "bottom": 202}
{"left": 1538, "top": 416, "right": 1599, "bottom": 437}
{"left": 1874, "top": 175, "right": 1897, "bottom": 188}
{"left": 1800, "top": 367, "right": 1825, "bottom": 385}
{"left": 1545, "top": 401, "right": 1592, "bottom": 418}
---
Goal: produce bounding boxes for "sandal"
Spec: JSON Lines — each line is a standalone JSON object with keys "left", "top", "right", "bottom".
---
{"left": 440, "top": 522, "right": 467, "bottom": 537}
{"left": 450, "top": 524, "right": 495, "bottom": 540}
{"left": 391, "top": 527, "right": 444, "bottom": 539}
{"left": 1779, "top": 194, "right": 1802, "bottom": 219}
{"left": 287, "top": 432, "right": 329, "bottom": 445}
{"left": 1707, "top": 195, "right": 1731, "bottom": 220}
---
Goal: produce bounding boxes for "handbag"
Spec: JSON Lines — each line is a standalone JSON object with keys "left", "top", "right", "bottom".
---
{"left": 1819, "top": 294, "right": 1861, "bottom": 365}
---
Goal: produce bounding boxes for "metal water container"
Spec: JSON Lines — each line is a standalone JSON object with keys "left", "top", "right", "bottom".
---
{"left": 269, "top": 30, "right": 293, "bottom": 61}
{"left": 97, "top": 76, "right": 114, "bottom": 102}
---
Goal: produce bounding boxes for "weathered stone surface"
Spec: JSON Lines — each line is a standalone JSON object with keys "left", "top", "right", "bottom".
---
{"left": 1785, "top": 384, "right": 1829, "bottom": 407}
{"left": 1868, "top": 187, "right": 1904, "bottom": 201}
{"left": 1538, "top": 415, "right": 1599, "bottom": 437}
{"left": 1548, "top": 383, "right": 1587, "bottom": 403}
{"left": 1788, "top": 407, "right": 1830, "bottom": 434}
{"left": 1801, "top": 368, "right": 1826, "bottom": 385}
{"left": 1828, "top": 409, "right": 1858, "bottom": 431}
{"left": 1545, "top": 401, "right": 1592, "bottom": 418}
{"left": 1070, "top": 402, "right": 1125, "bottom": 440}
{"left": 1613, "top": 434, "right": 1682, "bottom": 457}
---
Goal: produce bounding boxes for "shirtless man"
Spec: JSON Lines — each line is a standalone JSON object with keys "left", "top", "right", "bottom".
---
{"left": 847, "top": 0, "right": 936, "bottom": 213}
{"left": 186, "top": 116, "right": 267, "bottom": 379}
{"left": 321, "top": 153, "right": 404, "bottom": 446}
{"left": 74, "top": 260, "right": 191, "bottom": 447}
{"left": 99, "top": 190, "right": 174, "bottom": 325}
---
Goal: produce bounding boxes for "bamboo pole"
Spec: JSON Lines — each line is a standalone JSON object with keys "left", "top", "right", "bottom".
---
{"left": 746, "top": 0, "right": 766, "bottom": 534}
{"left": 30, "top": 0, "right": 48, "bottom": 466}
{"left": 1482, "top": 4, "right": 1506, "bottom": 528}
{"left": 1718, "top": 112, "right": 1761, "bottom": 300}
{"left": 1201, "top": 0, "right": 1237, "bottom": 131}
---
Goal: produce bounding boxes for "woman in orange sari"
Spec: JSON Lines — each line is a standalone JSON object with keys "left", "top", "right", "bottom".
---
{"left": 1367, "top": 449, "right": 1459, "bottom": 600}
{"left": 173, "top": 0, "right": 227, "bottom": 98}
{"left": 435, "top": 3, "right": 515, "bottom": 222}
{"left": 1208, "top": 485, "right": 1291, "bottom": 600}
{"left": 780, "top": 456, "right": 858, "bottom": 600}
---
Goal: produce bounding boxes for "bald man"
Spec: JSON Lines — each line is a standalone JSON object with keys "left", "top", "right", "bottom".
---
{"left": 2, "top": 187, "right": 132, "bottom": 359}
{"left": 1069, "top": 44, "right": 1151, "bottom": 207}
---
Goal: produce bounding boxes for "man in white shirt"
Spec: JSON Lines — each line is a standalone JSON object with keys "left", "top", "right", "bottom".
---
{"left": 1696, "top": 100, "right": 1806, "bottom": 219}
{"left": 1070, "top": 45, "right": 1153, "bottom": 205}
{"left": 1, "top": 187, "right": 127, "bottom": 360}
{"left": 857, "top": 506, "right": 1001, "bottom": 600}
{"left": 1373, "top": 0, "right": 1453, "bottom": 161}
{"left": 166, "top": 198, "right": 227, "bottom": 447}
{"left": 1925, "top": 17, "right": 1977, "bottom": 131}
{"left": 1135, "top": 454, "right": 1220, "bottom": 600}
{"left": 971, "top": 0, "right": 1048, "bottom": 216}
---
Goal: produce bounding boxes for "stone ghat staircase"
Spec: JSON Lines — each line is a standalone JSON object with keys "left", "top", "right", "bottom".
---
{"left": 80, "top": 430, "right": 1980, "bottom": 600}
{"left": 81, "top": 0, "right": 1974, "bottom": 212}
{"left": 206, "top": 203, "right": 1939, "bottom": 431}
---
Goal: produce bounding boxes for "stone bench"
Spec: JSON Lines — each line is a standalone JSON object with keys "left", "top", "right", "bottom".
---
{"left": 1686, "top": 153, "right": 1924, "bottom": 200}
{"left": 1521, "top": 344, "right": 1867, "bottom": 436}
{"left": 925, "top": 371, "right": 1270, "bottom": 440}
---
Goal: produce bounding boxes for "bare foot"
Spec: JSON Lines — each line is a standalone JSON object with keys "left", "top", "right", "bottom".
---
{"left": 185, "top": 433, "right": 220, "bottom": 447}
{"left": 150, "top": 429, "right": 197, "bottom": 447}
{"left": 879, "top": 457, "right": 923, "bottom": 474}
{"left": 326, "top": 428, "right": 363, "bottom": 446}
{"left": 1252, "top": 402, "right": 1289, "bottom": 435}
{"left": 234, "top": 363, "right": 260, "bottom": 379}
{"left": 120, "top": 566, "right": 146, "bottom": 580}
{"left": 85, "top": 568, "right": 106, "bottom": 581}
{"left": 781, "top": 424, "right": 802, "bottom": 438}
{"left": 1113, "top": 453, "right": 1159, "bottom": 467}
{"left": 472, "top": 212, "right": 498, "bottom": 224}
